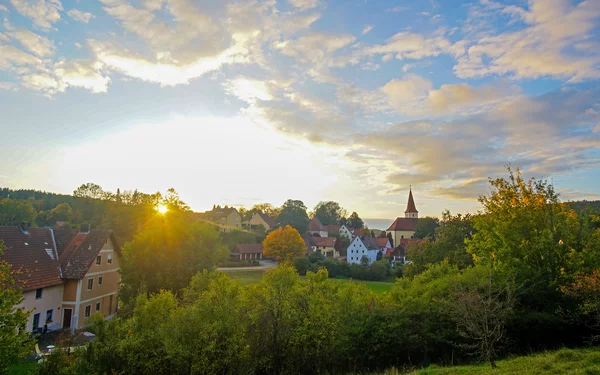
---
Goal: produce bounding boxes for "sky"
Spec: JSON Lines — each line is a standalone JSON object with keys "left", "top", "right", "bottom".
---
{"left": 1, "top": 0, "right": 600, "bottom": 229}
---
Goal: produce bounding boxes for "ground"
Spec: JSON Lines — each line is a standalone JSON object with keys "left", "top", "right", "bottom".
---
{"left": 8, "top": 362, "right": 36, "bottom": 375}
{"left": 405, "top": 347, "right": 600, "bottom": 375}
{"left": 221, "top": 267, "right": 395, "bottom": 293}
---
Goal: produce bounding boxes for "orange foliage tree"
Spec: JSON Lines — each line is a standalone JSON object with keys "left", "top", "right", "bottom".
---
{"left": 263, "top": 225, "right": 306, "bottom": 262}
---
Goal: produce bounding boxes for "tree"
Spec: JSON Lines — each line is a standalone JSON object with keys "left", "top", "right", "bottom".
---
{"left": 449, "top": 267, "right": 516, "bottom": 369}
{"left": 263, "top": 225, "right": 306, "bottom": 262}
{"left": 0, "top": 241, "right": 32, "bottom": 374}
{"left": 0, "top": 199, "right": 36, "bottom": 226}
{"left": 119, "top": 211, "right": 227, "bottom": 308}
{"left": 313, "top": 201, "right": 347, "bottom": 226}
{"left": 48, "top": 202, "right": 73, "bottom": 223}
{"left": 387, "top": 232, "right": 394, "bottom": 247}
{"left": 73, "top": 183, "right": 104, "bottom": 199}
{"left": 414, "top": 216, "right": 440, "bottom": 239}
{"left": 277, "top": 200, "right": 310, "bottom": 234}
{"left": 251, "top": 203, "right": 281, "bottom": 219}
{"left": 359, "top": 228, "right": 371, "bottom": 236}
{"left": 162, "top": 188, "right": 190, "bottom": 212}
{"left": 561, "top": 269, "right": 600, "bottom": 341}
{"left": 347, "top": 212, "right": 364, "bottom": 229}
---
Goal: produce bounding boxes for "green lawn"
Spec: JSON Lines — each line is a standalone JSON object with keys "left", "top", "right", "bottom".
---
{"left": 221, "top": 268, "right": 395, "bottom": 293}
{"left": 8, "top": 362, "right": 37, "bottom": 375}
{"left": 406, "top": 347, "right": 600, "bottom": 375}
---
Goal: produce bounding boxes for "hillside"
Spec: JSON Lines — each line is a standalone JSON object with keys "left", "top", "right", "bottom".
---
{"left": 407, "top": 347, "right": 600, "bottom": 375}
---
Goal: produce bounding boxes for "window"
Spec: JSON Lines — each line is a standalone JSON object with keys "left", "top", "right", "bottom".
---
{"left": 96, "top": 255, "right": 102, "bottom": 265}
{"left": 87, "top": 278, "right": 94, "bottom": 290}
{"left": 85, "top": 305, "right": 91, "bottom": 318}
{"left": 35, "top": 288, "right": 43, "bottom": 299}
{"left": 33, "top": 313, "right": 40, "bottom": 330}
{"left": 107, "top": 254, "right": 113, "bottom": 264}
{"left": 96, "top": 302, "right": 101, "bottom": 311}
{"left": 46, "top": 309, "right": 53, "bottom": 323}
{"left": 98, "top": 276, "right": 103, "bottom": 285}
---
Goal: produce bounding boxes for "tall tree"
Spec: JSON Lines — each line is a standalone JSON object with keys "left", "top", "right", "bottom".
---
{"left": 48, "top": 202, "right": 73, "bottom": 222}
{"left": 0, "top": 199, "right": 36, "bottom": 226}
{"left": 73, "top": 183, "right": 105, "bottom": 199}
{"left": 313, "top": 201, "right": 347, "bottom": 226}
{"left": 414, "top": 216, "right": 440, "bottom": 239}
{"left": 251, "top": 203, "right": 281, "bottom": 219}
{"left": 0, "top": 241, "right": 32, "bottom": 374}
{"left": 347, "top": 212, "right": 364, "bottom": 229}
{"left": 277, "top": 200, "right": 310, "bottom": 234}
{"left": 263, "top": 225, "right": 306, "bottom": 262}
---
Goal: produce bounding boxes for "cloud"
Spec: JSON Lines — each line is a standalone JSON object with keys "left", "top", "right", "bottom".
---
{"left": 67, "top": 8, "right": 94, "bottom": 23}
{"left": 386, "top": 6, "right": 408, "bottom": 13}
{"left": 594, "top": 124, "right": 600, "bottom": 133}
{"left": 275, "top": 33, "right": 356, "bottom": 63}
{"left": 454, "top": 0, "right": 600, "bottom": 81}
{"left": 424, "top": 83, "right": 518, "bottom": 113}
{"left": 54, "top": 59, "right": 110, "bottom": 93}
{"left": 361, "top": 32, "right": 463, "bottom": 61}
{"left": 381, "top": 74, "right": 432, "bottom": 107}
{"left": 0, "top": 82, "right": 18, "bottom": 91}
{"left": 224, "top": 77, "right": 274, "bottom": 103}
{"left": 8, "top": 29, "right": 55, "bottom": 57}
{"left": 20, "top": 73, "right": 62, "bottom": 95}
{"left": 0, "top": 5, "right": 9, "bottom": 12}
{"left": 362, "top": 25, "right": 373, "bottom": 35}
{"left": 288, "top": 0, "right": 319, "bottom": 11}
{"left": 0, "top": 45, "right": 42, "bottom": 72}
{"left": 0, "top": 32, "right": 9, "bottom": 42}
{"left": 9, "top": 0, "right": 62, "bottom": 30}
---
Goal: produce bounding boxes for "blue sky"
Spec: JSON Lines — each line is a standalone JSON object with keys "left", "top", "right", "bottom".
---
{"left": 1, "top": 0, "right": 599, "bottom": 228}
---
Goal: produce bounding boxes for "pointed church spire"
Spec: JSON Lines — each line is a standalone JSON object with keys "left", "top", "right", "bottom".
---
{"left": 404, "top": 187, "right": 418, "bottom": 218}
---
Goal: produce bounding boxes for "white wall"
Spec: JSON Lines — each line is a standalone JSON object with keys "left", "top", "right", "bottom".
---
{"left": 16, "top": 284, "right": 64, "bottom": 332}
{"left": 346, "top": 238, "right": 380, "bottom": 265}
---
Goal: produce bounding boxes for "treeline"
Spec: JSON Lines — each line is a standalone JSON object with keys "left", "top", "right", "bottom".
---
{"left": 295, "top": 252, "right": 398, "bottom": 281}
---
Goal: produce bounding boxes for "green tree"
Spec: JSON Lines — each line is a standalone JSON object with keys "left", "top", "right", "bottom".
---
{"left": 0, "top": 199, "right": 36, "bottom": 226}
{"left": 387, "top": 232, "right": 394, "bottom": 247}
{"left": 119, "top": 211, "right": 226, "bottom": 308}
{"left": 313, "top": 201, "right": 347, "bottom": 225}
{"left": 347, "top": 211, "right": 364, "bottom": 229}
{"left": 414, "top": 216, "right": 440, "bottom": 239}
{"left": 73, "top": 183, "right": 104, "bottom": 199}
{"left": 48, "top": 203, "right": 73, "bottom": 223}
{"left": 163, "top": 188, "right": 190, "bottom": 212}
{"left": 0, "top": 242, "right": 32, "bottom": 375}
{"left": 263, "top": 225, "right": 306, "bottom": 262}
{"left": 276, "top": 200, "right": 310, "bottom": 233}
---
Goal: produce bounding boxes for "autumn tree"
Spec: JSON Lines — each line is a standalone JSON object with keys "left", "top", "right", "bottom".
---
{"left": 0, "top": 241, "right": 32, "bottom": 374}
{"left": 277, "top": 200, "right": 310, "bottom": 234}
{"left": 263, "top": 225, "right": 306, "bottom": 262}
{"left": 313, "top": 201, "right": 347, "bottom": 225}
{"left": 0, "top": 199, "right": 36, "bottom": 226}
{"left": 561, "top": 269, "right": 600, "bottom": 341}
{"left": 414, "top": 216, "right": 439, "bottom": 239}
{"left": 347, "top": 211, "right": 364, "bottom": 229}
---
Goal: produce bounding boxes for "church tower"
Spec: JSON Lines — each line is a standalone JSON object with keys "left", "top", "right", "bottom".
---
{"left": 404, "top": 187, "right": 418, "bottom": 218}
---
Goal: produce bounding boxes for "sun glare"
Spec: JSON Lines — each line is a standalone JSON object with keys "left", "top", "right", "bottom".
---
{"left": 157, "top": 204, "right": 168, "bottom": 214}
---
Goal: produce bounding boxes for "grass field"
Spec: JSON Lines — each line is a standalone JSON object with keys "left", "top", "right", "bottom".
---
{"left": 406, "top": 347, "right": 600, "bottom": 375}
{"left": 222, "top": 268, "right": 395, "bottom": 293}
{"left": 8, "top": 362, "right": 37, "bottom": 375}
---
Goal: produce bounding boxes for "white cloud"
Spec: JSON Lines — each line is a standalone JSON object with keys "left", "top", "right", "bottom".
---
{"left": 67, "top": 9, "right": 94, "bottom": 23}
{"left": 361, "top": 31, "right": 463, "bottom": 61}
{"left": 0, "top": 82, "right": 18, "bottom": 91}
{"left": 0, "top": 5, "right": 9, "bottom": 12}
{"left": 386, "top": 6, "right": 408, "bottom": 13}
{"left": 424, "top": 83, "right": 518, "bottom": 113}
{"left": 593, "top": 124, "right": 600, "bottom": 133}
{"left": 362, "top": 25, "right": 373, "bottom": 35}
{"left": 224, "top": 77, "right": 274, "bottom": 103}
{"left": 9, "top": 29, "right": 55, "bottom": 57}
{"left": 74, "top": 42, "right": 82, "bottom": 48}
{"left": 54, "top": 59, "right": 110, "bottom": 93}
{"left": 288, "top": 0, "right": 319, "bottom": 11}
{"left": 381, "top": 74, "right": 432, "bottom": 107}
{"left": 0, "top": 32, "right": 9, "bottom": 42}
{"left": 276, "top": 33, "right": 356, "bottom": 63}
{"left": 20, "top": 72, "right": 62, "bottom": 95}
{"left": 9, "top": 0, "right": 63, "bottom": 30}
{"left": 0, "top": 45, "right": 42, "bottom": 72}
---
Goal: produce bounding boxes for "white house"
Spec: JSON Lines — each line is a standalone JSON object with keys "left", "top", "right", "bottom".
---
{"left": 346, "top": 236, "right": 385, "bottom": 265}
{"left": 339, "top": 225, "right": 355, "bottom": 241}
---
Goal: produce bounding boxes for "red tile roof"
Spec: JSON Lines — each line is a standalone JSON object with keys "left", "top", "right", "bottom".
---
{"left": 233, "top": 243, "right": 263, "bottom": 254}
{"left": 0, "top": 227, "right": 62, "bottom": 291}
{"left": 58, "top": 229, "right": 120, "bottom": 280}
{"left": 311, "top": 237, "right": 337, "bottom": 248}
{"left": 387, "top": 217, "right": 418, "bottom": 231}
{"left": 322, "top": 224, "right": 341, "bottom": 233}
{"left": 375, "top": 237, "right": 391, "bottom": 248}
{"left": 308, "top": 218, "right": 324, "bottom": 231}
{"left": 256, "top": 212, "right": 277, "bottom": 228}
{"left": 405, "top": 188, "right": 418, "bottom": 213}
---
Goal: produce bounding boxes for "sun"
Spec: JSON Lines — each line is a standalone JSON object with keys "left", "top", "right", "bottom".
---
{"left": 157, "top": 204, "right": 168, "bottom": 214}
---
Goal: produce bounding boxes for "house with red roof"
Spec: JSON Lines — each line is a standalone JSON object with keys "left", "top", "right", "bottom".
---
{"left": 302, "top": 235, "right": 338, "bottom": 258}
{"left": 0, "top": 223, "right": 121, "bottom": 333}
{"left": 308, "top": 218, "right": 329, "bottom": 237}
{"left": 386, "top": 188, "right": 419, "bottom": 246}
{"left": 230, "top": 243, "right": 263, "bottom": 261}
{"left": 347, "top": 235, "right": 387, "bottom": 265}
{"left": 248, "top": 212, "right": 278, "bottom": 232}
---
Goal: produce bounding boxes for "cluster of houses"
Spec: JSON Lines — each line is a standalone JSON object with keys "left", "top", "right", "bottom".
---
{"left": 228, "top": 189, "right": 421, "bottom": 267}
{"left": 0, "top": 223, "right": 120, "bottom": 334}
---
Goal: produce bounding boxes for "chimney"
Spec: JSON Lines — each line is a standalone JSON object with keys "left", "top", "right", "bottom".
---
{"left": 20, "top": 221, "right": 30, "bottom": 232}
{"left": 80, "top": 223, "right": 90, "bottom": 233}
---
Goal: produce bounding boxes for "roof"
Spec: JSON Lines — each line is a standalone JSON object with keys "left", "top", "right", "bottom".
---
{"left": 359, "top": 235, "right": 380, "bottom": 250}
{"left": 205, "top": 207, "right": 239, "bottom": 219}
{"left": 310, "top": 236, "right": 337, "bottom": 248}
{"left": 375, "top": 237, "right": 391, "bottom": 248}
{"left": 0, "top": 226, "right": 62, "bottom": 291}
{"left": 387, "top": 217, "right": 418, "bottom": 231}
{"left": 322, "top": 224, "right": 341, "bottom": 233}
{"left": 233, "top": 243, "right": 263, "bottom": 254}
{"left": 58, "top": 229, "right": 120, "bottom": 280}
{"left": 256, "top": 212, "right": 277, "bottom": 228}
{"left": 308, "top": 218, "right": 324, "bottom": 231}
{"left": 405, "top": 189, "right": 418, "bottom": 213}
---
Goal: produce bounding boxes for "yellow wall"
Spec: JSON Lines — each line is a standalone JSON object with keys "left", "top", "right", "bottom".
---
{"left": 16, "top": 284, "right": 64, "bottom": 332}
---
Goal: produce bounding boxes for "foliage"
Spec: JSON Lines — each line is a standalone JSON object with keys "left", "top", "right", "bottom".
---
{"left": 0, "top": 242, "right": 32, "bottom": 375}
{"left": 0, "top": 199, "right": 36, "bottom": 226}
{"left": 561, "top": 269, "right": 600, "bottom": 340}
{"left": 262, "top": 225, "right": 305, "bottom": 262}
{"left": 119, "top": 211, "right": 226, "bottom": 308}
{"left": 276, "top": 199, "right": 310, "bottom": 234}
{"left": 347, "top": 211, "right": 364, "bottom": 229}
{"left": 414, "top": 216, "right": 440, "bottom": 239}
{"left": 220, "top": 229, "right": 262, "bottom": 251}
{"left": 312, "top": 201, "right": 347, "bottom": 225}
